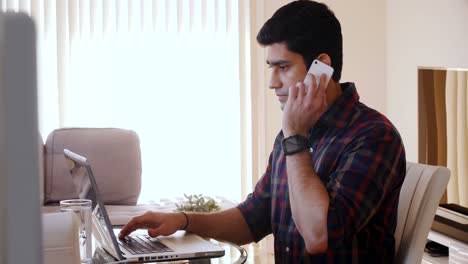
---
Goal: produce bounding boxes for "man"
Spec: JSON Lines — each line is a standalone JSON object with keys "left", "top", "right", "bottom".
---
{"left": 119, "top": 1, "right": 406, "bottom": 262}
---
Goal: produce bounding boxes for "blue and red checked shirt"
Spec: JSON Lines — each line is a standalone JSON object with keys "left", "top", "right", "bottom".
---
{"left": 237, "top": 83, "right": 406, "bottom": 263}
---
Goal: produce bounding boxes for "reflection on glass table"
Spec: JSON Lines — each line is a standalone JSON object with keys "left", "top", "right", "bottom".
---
{"left": 92, "top": 238, "right": 248, "bottom": 264}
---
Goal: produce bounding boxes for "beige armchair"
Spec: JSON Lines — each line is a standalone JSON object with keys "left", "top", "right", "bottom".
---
{"left": 41, "top": 127, "right": 142, "bottom": 208}
{"left": 394, "top": 162, "right": 450, "bottom": 263}
{"left": 39, "top": 128, "right": 143, "bottom": 263}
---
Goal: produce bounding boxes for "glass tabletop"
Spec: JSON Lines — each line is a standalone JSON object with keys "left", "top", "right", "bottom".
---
{"left": 91, "top": 238, "right": 248, "bottom": 264}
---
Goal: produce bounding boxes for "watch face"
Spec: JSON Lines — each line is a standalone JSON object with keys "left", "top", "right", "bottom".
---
{"left": 282, "top": 135, "right": 309, "bottom": 155}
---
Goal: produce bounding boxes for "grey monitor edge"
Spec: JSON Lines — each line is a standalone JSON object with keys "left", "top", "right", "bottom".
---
{"left": 0, "top": 12, "right": 42, "bottom": 264}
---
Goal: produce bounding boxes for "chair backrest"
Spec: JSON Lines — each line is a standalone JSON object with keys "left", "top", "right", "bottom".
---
{"left": 394, "top": 161, "right": 450, "bottom": 263}
{"left": 43, "top": 127, "right": 142, "bottom": 205}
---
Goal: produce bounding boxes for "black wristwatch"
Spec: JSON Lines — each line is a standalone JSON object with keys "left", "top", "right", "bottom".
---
{"left": 281, "top": 135, "right": 310, "bottom": 156}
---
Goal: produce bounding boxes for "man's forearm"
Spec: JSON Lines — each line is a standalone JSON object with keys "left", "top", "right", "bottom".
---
{"left": 184, "top": 207, "right": 255, "bottom": 246}
{"left": 286, "top": 151, "right": 329, "bottom": 254}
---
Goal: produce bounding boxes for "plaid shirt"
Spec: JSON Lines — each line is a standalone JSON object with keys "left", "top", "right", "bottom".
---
{"left": 238, "top": 83, "right": 406, "bottom": 263}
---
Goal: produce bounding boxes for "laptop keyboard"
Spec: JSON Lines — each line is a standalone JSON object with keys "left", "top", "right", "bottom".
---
{"left": 118, "top": 235, "right": 174, "bottom": 255}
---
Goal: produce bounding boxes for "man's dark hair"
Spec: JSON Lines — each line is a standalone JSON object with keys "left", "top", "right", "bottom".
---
{"left": 257, "top": 0, "right": 343, "bottom": 81}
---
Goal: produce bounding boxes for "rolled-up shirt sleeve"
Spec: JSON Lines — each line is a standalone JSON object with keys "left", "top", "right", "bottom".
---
{"left": 237, "top": 152, "right": 274, "bottom": 242}
{"left": 325, "top": 125, "right": 406, "bottom": 249}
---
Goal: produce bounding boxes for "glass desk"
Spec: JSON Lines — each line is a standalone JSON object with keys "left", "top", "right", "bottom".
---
{"left": 91, "top": 238, "right": 248, "bottom": 264}
{"left": 91, "top": 238, "right": 276, "bottom": 264}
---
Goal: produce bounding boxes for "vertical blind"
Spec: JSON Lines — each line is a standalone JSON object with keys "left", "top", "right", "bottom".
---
{"left": 3, "top": 0, "right": 244, "bottom": 202}
{"left": 446, "top": 70, "right": 468, "bottom": 207}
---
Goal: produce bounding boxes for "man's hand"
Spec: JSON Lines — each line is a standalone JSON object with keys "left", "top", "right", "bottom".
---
{"left": 282, "top": 73, "right": 328, "bottom": 137}
{"left": 118, "top": 212, "right": 186, "bottom": 238}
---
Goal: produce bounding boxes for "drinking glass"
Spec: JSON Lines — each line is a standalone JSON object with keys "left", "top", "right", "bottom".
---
{"left": 60, "top": 199, "right": 92, "bottom": 263}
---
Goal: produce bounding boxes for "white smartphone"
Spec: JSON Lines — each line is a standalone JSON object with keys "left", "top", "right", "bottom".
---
{"left": 304, "top": 59, "right": 334, "bottom": 90}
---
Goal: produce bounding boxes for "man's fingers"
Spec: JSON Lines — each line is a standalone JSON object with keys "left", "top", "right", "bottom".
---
{"left": 308, "top": 74, "right": 327, "bottom": 98}
{"left": 296, "top": 82, "right": 306, "bottom": 98}
{"left": 319, "top": 74, "right": 327, "bottom": 92}
{"left": 310, "top": 74, "right": 318, "bottom": 94}
{"left": 119, "top": 219, "right": 138, "bottom": 238}
{"left": 304, "top": 73, "right": 316, "bottom": 93}
{"left": 288, "top": 85, "right": 298, "bottom": 101}
{"left": 118, "top": 214, "right": 152, "bottom": 238}
{"left": 322, "top": 89, "right": 328, "bottom": 108}
{"left": 148, "top": 228, "right": 160, "bottom": 238}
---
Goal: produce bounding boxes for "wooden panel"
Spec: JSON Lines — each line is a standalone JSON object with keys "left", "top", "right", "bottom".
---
{"left": 418, "top": 68, "right": 449, "bottom": 204}
{"left": 418, "top": 69, "right": 428, "bottom": 164}
{"left": 419, "top": 69, "right": 438, "bottom": 165}
{"left": 433, "top": 70, "right": 448, "bottom": 203}
{"left": 433, "top": 70, "right": 447, "bottom": 167}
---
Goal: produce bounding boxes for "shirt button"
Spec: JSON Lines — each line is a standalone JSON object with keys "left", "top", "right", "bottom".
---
{"left": 285, "top": 247, "right": 290, "bottom": 253}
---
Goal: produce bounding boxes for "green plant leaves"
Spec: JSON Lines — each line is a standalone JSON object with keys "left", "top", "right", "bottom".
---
{"left": 175, "top": 194, "right": 221, "bottom": 212}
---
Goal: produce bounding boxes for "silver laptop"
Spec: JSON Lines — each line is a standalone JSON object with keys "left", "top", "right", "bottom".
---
{"left": 63, "top": 149, "right": 225, "bottom": 262}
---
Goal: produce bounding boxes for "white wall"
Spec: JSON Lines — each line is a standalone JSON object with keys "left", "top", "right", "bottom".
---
{"left": 386, "top": 0, "right": 468, "bottom": 161}
{"left": 326, "top": 0, "right": 387, "bottom": 114}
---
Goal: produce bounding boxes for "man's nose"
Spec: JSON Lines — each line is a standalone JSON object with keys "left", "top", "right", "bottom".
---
{"left": 269, "top": 73, "right": 282, "bottom": 90}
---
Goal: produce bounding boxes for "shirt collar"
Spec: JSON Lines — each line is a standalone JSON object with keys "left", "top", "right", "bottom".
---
{"left": 314, "top": 82, "right": 360, "bottom": 130}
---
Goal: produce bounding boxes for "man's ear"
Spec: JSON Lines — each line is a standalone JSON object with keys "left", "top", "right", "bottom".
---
{"left": 317, "top": 53, "right": 332, "bottom": 67}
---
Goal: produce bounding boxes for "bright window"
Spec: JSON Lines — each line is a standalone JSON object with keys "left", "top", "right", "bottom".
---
{"left": 5, "top": 0, "right": 243, "bottom": 203}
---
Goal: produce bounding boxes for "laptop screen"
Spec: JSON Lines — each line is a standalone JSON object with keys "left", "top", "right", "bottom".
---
{"left": 64, "top": 149, "right": 124, "bottom": 260}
